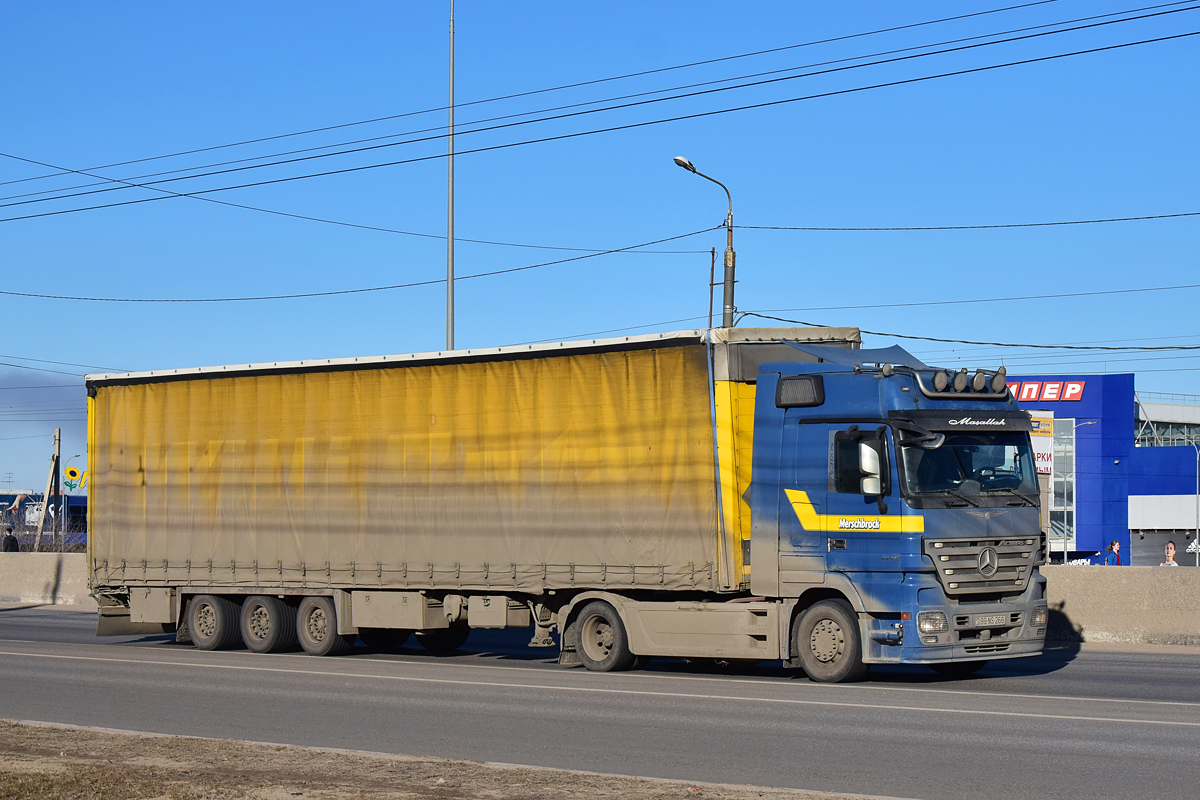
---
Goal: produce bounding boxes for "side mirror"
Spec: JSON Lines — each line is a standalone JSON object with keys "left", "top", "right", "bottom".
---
{"left": 859, "top": 442, "right": 881, "bottom": 496}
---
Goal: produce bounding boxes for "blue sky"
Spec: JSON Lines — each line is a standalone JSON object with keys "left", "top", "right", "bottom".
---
{"left": 2, "top": 1, "right": 1197, "bottom": 489}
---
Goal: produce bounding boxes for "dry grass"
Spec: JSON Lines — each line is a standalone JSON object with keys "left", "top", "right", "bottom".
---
{"left": 0, "top": 720, "right": 863, "bottom": 800}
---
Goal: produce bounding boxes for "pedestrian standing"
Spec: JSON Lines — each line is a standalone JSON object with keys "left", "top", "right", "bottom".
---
{"left": 1, "top": 525, "right": 17, "bottom": 553}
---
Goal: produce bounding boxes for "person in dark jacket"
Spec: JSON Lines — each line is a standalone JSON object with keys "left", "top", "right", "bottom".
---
{"left": 1, "top": 526, "right": 17, "bottom": 553}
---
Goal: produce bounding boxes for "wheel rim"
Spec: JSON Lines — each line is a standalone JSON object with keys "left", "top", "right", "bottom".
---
{"left": 194, "top": 603, "right": 217, "bottom": 639}
{"left": 809, "top": 618, "right": 845, "bottom": 664}
{"left": 580, "top": 614, "right": 614, "bottom": 662}
{"left": 248, "top": 605, "right": 271, "bottom": 641}
{"left": 305, "top": 607, "right": 328, "bottom": 643}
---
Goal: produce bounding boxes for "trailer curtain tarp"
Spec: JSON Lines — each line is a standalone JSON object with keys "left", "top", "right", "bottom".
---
{"left": 90, "top": 345, "right": 720, "bottom": 592}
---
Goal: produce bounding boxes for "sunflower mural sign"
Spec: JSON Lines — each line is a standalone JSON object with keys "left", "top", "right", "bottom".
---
{"left": 64, "top": 466, "right": 88, "bottom": 491}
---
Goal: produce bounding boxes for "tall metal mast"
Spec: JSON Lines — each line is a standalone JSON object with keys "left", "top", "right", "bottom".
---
{"left": 446, "top": 0, "right": 456, "bottom": 350}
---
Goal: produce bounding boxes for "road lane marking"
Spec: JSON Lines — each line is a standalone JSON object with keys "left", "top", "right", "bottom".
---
{"left": 1, "top": 648, "right": 1197, "bottom": 729}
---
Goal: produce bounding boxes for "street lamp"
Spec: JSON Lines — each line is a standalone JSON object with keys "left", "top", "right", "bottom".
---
{"left": 673, "top": 156, "right": 736, "bottom": 328}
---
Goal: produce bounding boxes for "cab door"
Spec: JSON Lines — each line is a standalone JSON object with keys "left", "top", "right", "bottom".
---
{"left": 777, "top": 417, "right": 831, "bottom": 591}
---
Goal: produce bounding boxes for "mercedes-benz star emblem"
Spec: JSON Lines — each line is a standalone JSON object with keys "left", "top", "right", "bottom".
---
{"left": 978, "top": 547, "right": 999, "bottom": 577}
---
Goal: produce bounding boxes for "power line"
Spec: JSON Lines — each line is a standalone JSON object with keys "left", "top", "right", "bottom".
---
{"left": 8, "top": 6, "right": 1193, "bottom": 218}
{"left": 741, "top": 312, "right": 1200, "bottom": 351}
{"left": 4, "top": 26, "right": 1196, "bottom": 227}
{"left": 0, "top": 362, "right": 86, "bottom": 377}
{"left": 10, "top": 2, "right": 1172, "bottom": 208}
{"left": 0, "top": 434, "right": 55, "bottom": 442}
{"left": 0, "top": 353, "right": 123, "bottom": 371}
{"left": 0, "top": 385, "right": 81, "bottom": 391}
{"left": 757, "top": 280, "right": 1200, "bottom": 315}
{"left": 0, "top": 152, "right": 703, "bottom": 255}
{"left": 739, "top": 211, "right": 1200, "bottom": 232}
{"left": 0, "top": 0, "right": 1069, "bottom": 192}
{"left": 0, "top": 227, "right": 717, "bottom": 303}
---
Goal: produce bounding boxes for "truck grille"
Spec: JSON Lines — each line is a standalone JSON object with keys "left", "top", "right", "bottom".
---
{"left": 964, "top": 643, "right": 1010, "bottom": 655}
{"left": 924, "top": 536, "right": 1037, "bottom": 598}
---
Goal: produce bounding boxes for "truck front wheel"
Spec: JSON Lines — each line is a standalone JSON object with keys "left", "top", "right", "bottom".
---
{"left": 240, "top": 596, "right": 298, "bottom": 654}
{"left": 296, "top": 596, "right": 354, "bottom": 656}
{"left": 575, "top": 601, "right": 636, "bottom": 672}
{"left": 188, "top": 595, "right": 243, "bottom": 651}
{"left": 793, "top": 599, "right": 868, "bottom": 683}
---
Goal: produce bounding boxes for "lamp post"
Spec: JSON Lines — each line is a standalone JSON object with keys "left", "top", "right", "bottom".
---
{"left": 1191, "top": 438, "right": 1199, "bottom": 567}
{"left": 673, "top": 156, "right": 736, "bottom": 328}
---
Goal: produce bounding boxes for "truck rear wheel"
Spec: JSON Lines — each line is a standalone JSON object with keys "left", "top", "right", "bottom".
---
{"left": 240, "top": 596, "right": 298, "bottom": 654}
{"left": 414, "top": 624, "right": 470, "bottom": 653}
{"left": 930, "top": 660, "right": 987, "bottom": 678}
{"left": 359, "top": 627, "right": 411, "bottom": 652}
{"left": 575, "top": 601, "right": 636, "bottom": 672}
{"left": 296, "top": 596, "right": 354, "bottom": 656}
{"left": 793, "top": 599, "right": 867, "bottom": 683}
{"left": 188, "top": 595, "right": 243, "bottom": 651}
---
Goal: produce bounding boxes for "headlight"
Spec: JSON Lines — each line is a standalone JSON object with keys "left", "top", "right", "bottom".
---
{"left": 917, "top": 611, "right": 949, "bottom": 634}
{"left": 1031, "top": 606, "right": 1048, "bottom": 627}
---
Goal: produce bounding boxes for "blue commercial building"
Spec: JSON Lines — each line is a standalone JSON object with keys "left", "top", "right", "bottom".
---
{"left": 1009, "top": 374, "right": 1200, "bottom": 566}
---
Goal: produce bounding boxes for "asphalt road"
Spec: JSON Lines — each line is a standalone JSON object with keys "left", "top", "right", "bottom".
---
{"left": 1, "top": 604, "right": 1198, "bottom": 800}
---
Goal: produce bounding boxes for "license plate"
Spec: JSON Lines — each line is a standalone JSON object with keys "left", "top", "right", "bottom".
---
{"left": 975, "top": 614, "right": 1006, "bottom": 627}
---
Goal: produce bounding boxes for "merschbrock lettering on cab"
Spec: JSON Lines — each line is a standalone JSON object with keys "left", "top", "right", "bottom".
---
{"left": 838, "top": 518, "right": 882, "bottom": 530}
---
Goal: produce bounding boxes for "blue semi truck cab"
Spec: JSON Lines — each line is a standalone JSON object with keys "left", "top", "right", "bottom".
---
{"left": 749, "top": 343, "right": 1048, "bottom": 681}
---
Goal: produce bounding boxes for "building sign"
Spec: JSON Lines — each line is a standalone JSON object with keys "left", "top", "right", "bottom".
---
{"left": 1007, "top": 381, "right": 1086, "bottom": 403}
{"left": 1029, "top": 411, "right": 1054, "bottom": 475}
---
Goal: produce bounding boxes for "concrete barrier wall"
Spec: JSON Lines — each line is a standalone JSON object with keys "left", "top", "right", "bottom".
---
{"left": 1043, "top": 564, "right": 1200, "bottom": 645}
{"left": 0, "top": 557, "right": 1197, "bottom": 645}
{"left": 0, "top": 553, "right": 93, "bottom": 606}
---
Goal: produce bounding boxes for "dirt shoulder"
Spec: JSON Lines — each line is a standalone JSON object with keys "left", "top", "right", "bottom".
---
{"left": 0, "top": 719, "right": 875, "bottom": 800}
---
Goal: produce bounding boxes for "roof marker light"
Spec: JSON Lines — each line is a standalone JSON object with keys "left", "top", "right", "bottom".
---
{"left": 953, "top": 369, "right": 969, "bottom": 392}
{"left": 972, "top": 371, "right": 988, "bottom": 392}
{"left": 933, "top": 371, "right": 950, "bottom": 392}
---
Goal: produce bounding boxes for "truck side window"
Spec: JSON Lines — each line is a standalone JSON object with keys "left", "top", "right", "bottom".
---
{"left": 832, "top": 428, "right": 890, "bottom": 497}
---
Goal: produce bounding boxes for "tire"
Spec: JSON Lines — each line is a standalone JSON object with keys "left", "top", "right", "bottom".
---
{"left": 793, "top": 599, "right": 867, "bottom": 683}
{"left": 359, "top": 627, "right": 411, "bottom": 652}
{"left": 296, "top": 596, "right": 354, "bottom": 656}
{"left": 240, "top": 595, "right": 298, "bottom": 654}
{"left": 188, "top": 595, "right": 243, "bottom": 651}
{"left": 930, "top": 660, "right": 987, "bottom": 678}
{"left": 574, "top": 601, "right": 636, "bottom": 672}
{"left": 414, "top": 624, "right": 470, "bottom": 653}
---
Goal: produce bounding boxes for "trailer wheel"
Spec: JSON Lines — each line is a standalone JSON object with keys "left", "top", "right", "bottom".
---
{"left": 414, "top": 624, "right": 470, "bottom": 653}
{"left": 930, "top": 660, "right": 987, "bottom": 678}
{"left": 575, "top": 601, "right": 636, "bottom": 672}
{"left": 296, "top": 596, "right": 354, "bottom": 656}
{"left": 359, "top": 627, "right": 411, "bottom": 652}
{"left": 188, "top": 595, "right": 243, "bottom": 651}
{"left": 240, "top": 596, "right": 298, "bottom": 654}
{"left": 793, "top": 599, "right": 867, "bottom": 683}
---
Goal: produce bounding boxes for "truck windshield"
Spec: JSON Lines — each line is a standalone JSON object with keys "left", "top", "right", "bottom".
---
{"left": 900, "top": 432, "right": 1037, "bottom": 497}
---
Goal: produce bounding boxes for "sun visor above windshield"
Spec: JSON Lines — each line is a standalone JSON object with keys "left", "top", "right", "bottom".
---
{"left": 784, "top": 342, "right": 928, "bottom": 369}
{"left": 888, "top": 409, "right": 1033, "bottom": 433}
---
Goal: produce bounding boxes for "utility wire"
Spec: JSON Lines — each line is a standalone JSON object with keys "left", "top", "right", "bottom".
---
{"left": 0, "top": 227, "right": 718, "bottom": 303}
{"left": 0, "top": 152, "right": 702, "bottom": 255}
{"left": 7, "top": 6, "right": 1193, "bottom": 217}
{"left": 757, "top": 280, "right": 1200, "bottom": 315}
{"left": 10, "top": 1, "right": 1178, "bottom": 207}
{"left": 0, "top": 385, "right": 81, "bottom": 391}
{"left": 741, "top": 312, "right": 1200, "bottom": 351}
{"left": 4, "top": 26, "right": 1196, "bottom": 227}
{"left": 0, "top": 353, "right": 123, "bottom": 371}
{"left": 739, "top": 211, "right": 1200, "bottom": 231}
{"left": 0, "top": 0, "right": 1068, "bottom": 191}
{"left": 0, "top": 362, "right": 84, "bottom": 377}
